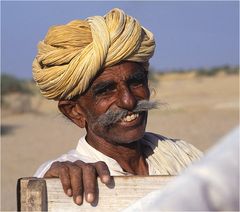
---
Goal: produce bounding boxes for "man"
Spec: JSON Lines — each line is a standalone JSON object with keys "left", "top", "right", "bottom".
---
{"left": 33, "top": 8, "right": 202, "bottom": 205}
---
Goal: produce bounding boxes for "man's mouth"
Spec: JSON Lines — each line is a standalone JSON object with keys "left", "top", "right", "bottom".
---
{"left": 121, "top": 112, "right": 140, "bottom": 122}
{"left": 95, "top": 100, "right": 158, "bottom": 127}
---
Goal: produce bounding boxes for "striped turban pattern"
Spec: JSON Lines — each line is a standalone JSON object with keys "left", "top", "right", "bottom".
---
{"left": 32, "top": 8, "right": 155, "bottom": 100}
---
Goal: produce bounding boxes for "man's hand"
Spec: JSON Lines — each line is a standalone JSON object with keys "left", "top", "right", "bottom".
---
{"left": 44, "top": 160, "right": 111, "bottom": 205}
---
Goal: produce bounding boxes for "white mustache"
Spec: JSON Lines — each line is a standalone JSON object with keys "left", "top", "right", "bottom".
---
{"left": 95, "top": 100, "right": 159, "bottom": 127}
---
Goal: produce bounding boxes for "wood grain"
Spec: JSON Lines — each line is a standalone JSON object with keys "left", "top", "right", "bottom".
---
{"left": 17, "top": 177, "right": 47, "bottom": 211}
{"left": 18, "top": 176, "right": 174, "bottom": 211}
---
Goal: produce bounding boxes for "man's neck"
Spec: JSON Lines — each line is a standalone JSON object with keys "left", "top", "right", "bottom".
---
{"left": 85, "top": 133, "right": 149, "bottom": 175}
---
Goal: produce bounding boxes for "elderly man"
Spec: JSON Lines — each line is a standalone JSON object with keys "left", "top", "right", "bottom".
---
{"left": 33, "top": 8, "right": 202, "bottom": 205}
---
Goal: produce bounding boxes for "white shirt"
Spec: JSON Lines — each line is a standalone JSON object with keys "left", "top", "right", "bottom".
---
{"left": 34, "top": 132, "right": 202, "bottom": 177}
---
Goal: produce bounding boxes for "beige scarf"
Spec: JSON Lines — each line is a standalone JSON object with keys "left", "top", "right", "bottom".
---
{"left": 32, "top": 8, "right": 155, "bottom": 100}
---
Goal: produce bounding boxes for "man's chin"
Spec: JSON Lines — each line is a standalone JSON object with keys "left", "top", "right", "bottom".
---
{"left": 108, "top": 130, "right": 145, "bottom": 145}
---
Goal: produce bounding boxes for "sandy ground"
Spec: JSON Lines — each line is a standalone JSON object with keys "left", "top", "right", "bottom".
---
{"left": 1, "top": 73, "right": 239, "bottom": 211}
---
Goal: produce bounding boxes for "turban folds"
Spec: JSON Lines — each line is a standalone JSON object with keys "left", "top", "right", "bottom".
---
{"left": 32, "top": 8, "right": 155, "bottom": 100}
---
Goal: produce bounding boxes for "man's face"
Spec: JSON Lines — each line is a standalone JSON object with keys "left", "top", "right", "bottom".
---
{"left": 77, "top": 62, "right": 150, "bottom": 144}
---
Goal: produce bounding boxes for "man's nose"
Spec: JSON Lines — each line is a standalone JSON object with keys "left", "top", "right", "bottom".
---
{"left": 116, "top": 83, "right": 137, "bottom": 111}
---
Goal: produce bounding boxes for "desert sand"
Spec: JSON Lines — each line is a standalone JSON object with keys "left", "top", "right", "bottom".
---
{"left": 1, "top": 73, "right": 239, "bottom": 211}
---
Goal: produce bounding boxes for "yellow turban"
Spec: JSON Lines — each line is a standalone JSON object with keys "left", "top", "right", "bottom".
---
{"left": 32, "top": 8, "right": 155, "bottom": 100}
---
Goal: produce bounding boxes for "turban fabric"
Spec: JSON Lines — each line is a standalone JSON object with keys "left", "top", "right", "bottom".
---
{"left": 32, "top": 8, "right": 155, "bottom": 100}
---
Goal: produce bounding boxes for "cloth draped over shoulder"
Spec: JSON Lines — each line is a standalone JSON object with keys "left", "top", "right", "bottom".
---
{"left": 32, "top": 8, "right": 155, "bottom": 100}
{"left": 34, "top": 133, "right": 202, "bottom": 178}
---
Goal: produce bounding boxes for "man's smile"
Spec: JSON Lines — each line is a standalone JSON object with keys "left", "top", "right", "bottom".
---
{"left": 118, "top": 111, "right": 145, "bottom": 128}
{"left": 122, "top": 112, "right": 139, "bottom": 122}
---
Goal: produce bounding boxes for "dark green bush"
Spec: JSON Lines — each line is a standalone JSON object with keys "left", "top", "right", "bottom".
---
{"left": 1, "top": 73, "right": 32, "bottom": 95}
{"left": 196, "top": 65, "right": 239, "bottom": 76}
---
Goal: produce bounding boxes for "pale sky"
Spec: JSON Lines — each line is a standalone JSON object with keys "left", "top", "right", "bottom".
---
{"left": 1, "top": 1, "right": 239, "bottom": 79}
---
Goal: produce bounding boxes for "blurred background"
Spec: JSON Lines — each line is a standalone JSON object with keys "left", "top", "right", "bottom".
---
{"left": 1, "top": 1, "right": 239, "bottom": 211}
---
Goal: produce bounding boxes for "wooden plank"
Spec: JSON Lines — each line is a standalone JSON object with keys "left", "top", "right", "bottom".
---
{"left": 17, "top": 177, "right": 47, "bottom": 211}
{"left": 47, "top": 176, "right": 174, "bottom": 211}
{"left": 18, "top": 176, "right": 174, "bottom": 211}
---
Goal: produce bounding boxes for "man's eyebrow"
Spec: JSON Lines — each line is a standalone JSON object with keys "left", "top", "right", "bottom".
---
{"left": 92, "top": 80, "right": 115, "bottom": 93}
{"left": 127, "top": 69, "right": 148, "bottom": 80}
{"left": 92, "top": 69, "right": 147, "bottom": 93}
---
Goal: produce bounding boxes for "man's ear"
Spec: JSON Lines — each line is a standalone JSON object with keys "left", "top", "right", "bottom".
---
{"left": 58, "top": 100, "right": 86, "bottom": 128}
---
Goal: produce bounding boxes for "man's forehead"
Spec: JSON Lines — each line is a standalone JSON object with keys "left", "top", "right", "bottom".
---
{"left": 92, "top": 62, "right": 146, "bottom": 83}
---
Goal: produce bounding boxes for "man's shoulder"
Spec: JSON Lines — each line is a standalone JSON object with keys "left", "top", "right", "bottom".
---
{"left": 142, "top": 132, "right": 181, "bottom": 144}
{"left": 142, "top": 132, "right": 203, "bottom": 159}
{"left": 142, "top": 132, "right": 203, "bottom": 175}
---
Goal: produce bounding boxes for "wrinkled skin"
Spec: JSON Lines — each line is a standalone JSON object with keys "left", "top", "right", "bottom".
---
{"left": 44, "top": 161, "right": 110, "bottom": 204}
{"left": 44, "top": 62, "right": 150, "bottom": 205}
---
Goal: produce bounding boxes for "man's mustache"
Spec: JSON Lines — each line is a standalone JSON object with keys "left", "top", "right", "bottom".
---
{"left": 95, "top": 100, "right": 159, "bottom": 127}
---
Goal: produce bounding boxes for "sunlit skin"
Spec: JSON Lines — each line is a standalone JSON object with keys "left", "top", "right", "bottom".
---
{"left": 60, "top": 61, "right": 150, "bottom": 174}
{"left": 82, "top": 62, "right": 150, "bottom": 173}
{"left": 81, "top": 62, "right": 149, "bottom": 141}
{"left": 46, "top": 62, "right": 151, "bottom": 205}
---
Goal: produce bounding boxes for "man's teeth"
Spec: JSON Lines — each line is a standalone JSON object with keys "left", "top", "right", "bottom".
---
{"left": 123, "top": 113, "right": 139, "bottom": 122}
